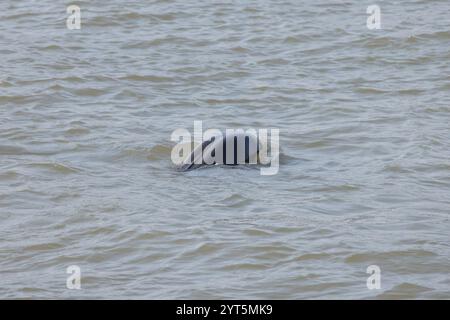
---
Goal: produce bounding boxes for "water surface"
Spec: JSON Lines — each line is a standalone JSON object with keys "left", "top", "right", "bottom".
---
{"left": 0, "top": 0, "right": 449, "bottom": 299}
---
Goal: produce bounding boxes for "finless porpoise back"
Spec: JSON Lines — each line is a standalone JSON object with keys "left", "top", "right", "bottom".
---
{"left": 177, "top": 131, "right": 260, "bottom": 171}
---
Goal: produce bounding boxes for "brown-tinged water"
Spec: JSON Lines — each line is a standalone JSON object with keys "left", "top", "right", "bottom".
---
{"left": 0, "top": 0, "right": 449, "bottom": 299}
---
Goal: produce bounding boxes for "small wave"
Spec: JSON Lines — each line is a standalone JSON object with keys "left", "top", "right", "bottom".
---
{"left": 242, "top": 228, "right": 272, "bottom": 236}
{"left": 257, "top": 58, "right": 290, "bottom": 66}
{"left": 181, "top": 243, "right": 224, "bottom": 258}
{"left": 354, "top": 87, "right": 388, "bottom": 94}
{"left": 220, "top": 263, "right": 269, "bottom": 271}
{"left": 214, "top": 194, "right": 253, "bottom": 208}
{"left": 294, "top": 253, "right": 332, "bottom": 261}
{"left": 383, "top": 164, "right": 413, "bottom": 174}
{"left": 282, "top": 35, "right": 311, "bottom": 44}
{"left": 114, "top": 144, "right": 172, "bottom": 162}
{"left": 126, "top": 36, "right": 191, "bottom": 48}
{"left": 36, "top": 44, "right": 63, "bottom": 51}
{"left": 0, "top": 95, "right": 34, "bottom": 103}
{"left": 0, "top": 171, "right": 19, "bottom": 181}
{"left": 48, "top": 84, "right": 66, "bottom": 91}
{"left": 417, "top": 30, "right": 450, "bottom": 41}
{"left": 359, "top": 36, "right": 396, "bottom": 48}
{"left": 3, "top": 12, "right": 36, "bottom": 21}
{"left": 312, "top": 184, "right": 360, "bottom": 193}
{"left": 133, "top": 230, "right": 172, "bottom": 241}
{"left": 64, "top": 126, "right": 90, "bottom": 136}
{"left": 203, "top": 98, "right": 254, "bottom": 105}
{"left": 119, "top": 74, "right": 173, "bottom": 83}
{"left": 0, "top": 145, "right": 28, "bottom": 155}
{"left": 27, "top": 162, "right": 80, "bottom": 174}
{"left": 117, "top": 12, "right": 175, "bottom": 21}
{"left": 345, "top": 249, "right": 436, "bottom": 264}
{"left": 24, "top": 243, "right": 64, "bottom": 252}
{"left": 147, "top": 144, "right": 172, "bottom": 160}
{"left": 88, "top": 15, "right": 122, "bottom": 27}
{"left": 74, "top": 88, "right": 107, "bottom": 97}
{"left": 230, "top": 46, "right": 251, "bottom": 53}
{"left": 397, "top": 88, "right": 425, "bottom": 95}
{"left": 375, "top": 283, "right": 432, "bottom": 299}
{"left": 0, "top": 80, "right": 13, "bottom": 87}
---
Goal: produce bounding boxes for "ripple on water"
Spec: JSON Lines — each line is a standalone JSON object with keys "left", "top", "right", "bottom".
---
{"left": 375, "top": 283, "right": 432, "bottom": 299}
{"left": 0, "top": 145, "right": 29, "bottom": 155}
{"left": 214, "top": 194, "right": 253, "bottom": 208}
{"left": 64, "top": 126, "right": 90, "bottom": 137}
{"left": 1, "top": 0, "right": 449, "bottom": 300}
{"left": 344, "top": 250, "right": 437, "bottom": 264}
{"left": 26, "top": 162, "right": 80, "bottom": 174}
